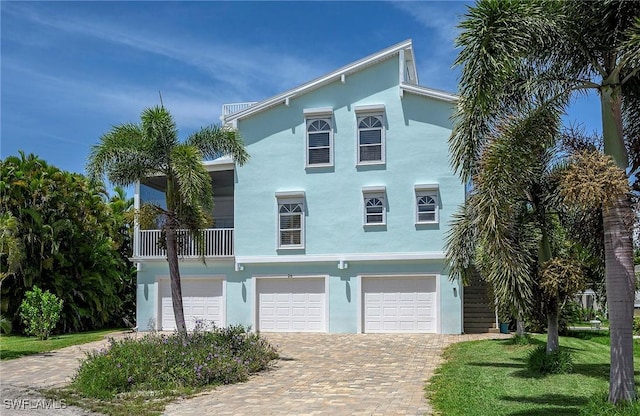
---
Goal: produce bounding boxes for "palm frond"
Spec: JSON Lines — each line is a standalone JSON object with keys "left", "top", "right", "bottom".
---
{"left": 87, "top": 123, "right": 157, "bottom": 186}
{"left": 170, "top": 144, "right": 213, "bottom": 213}
{"left": 187, "top": 125, "right": 250, "bottom": 166}
{"left": 140, "top": 106, "right": 178, "bottom": 162}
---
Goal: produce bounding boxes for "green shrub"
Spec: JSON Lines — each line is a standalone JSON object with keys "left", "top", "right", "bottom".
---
{"left": 72, "top": 323, "right": 278, "bottom": 399}
{"left": 633, "top": 317, "right": 640, "bottom": 336}
{"left": 526, "top": 345, "right": 573, "bottom": 375}
{"left": 19, "top": 286, "right": 63, "bottom": 340}
{"left": 511, "top": 333, "right": 534, "bottom": 345}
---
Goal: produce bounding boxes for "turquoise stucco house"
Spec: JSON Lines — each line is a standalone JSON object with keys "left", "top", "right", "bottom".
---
{"left": 132, "top": 39, "right": 465, "bottom": 334}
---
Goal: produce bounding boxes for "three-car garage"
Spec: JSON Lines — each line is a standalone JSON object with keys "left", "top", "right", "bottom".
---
{"left": 157, "top": 274, "right": 439, "bottom": 333}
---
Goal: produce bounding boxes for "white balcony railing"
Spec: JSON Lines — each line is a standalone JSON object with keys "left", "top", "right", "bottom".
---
{"left": 137, "top": 229, "right": 234, "bottom": 258}
{"left": 221, "top": 102, "right": 257, "bottom": 117}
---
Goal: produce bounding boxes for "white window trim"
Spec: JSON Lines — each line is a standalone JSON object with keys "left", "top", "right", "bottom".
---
{"left": 276, "top": 192, "right": 305, "bottom": 249}
{"left": 362, "top": 186, "right": 386, "bottom": 226}
{"left": 414, "top": 184, "right": 439, "bottom": 224}
{"left": 355, "top": 110, "right": 385, "bottom": 166}
{"left": 305, "top": 117, "right": 333, "bottom": 168}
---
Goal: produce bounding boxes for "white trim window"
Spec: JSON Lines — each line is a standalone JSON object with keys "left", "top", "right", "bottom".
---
{"left": 357, "top": 114, "right": 385, "bottom": 164}
{"left": 306, "top": 118, "right": 332, "bottom": 166}
{"left": 362, "top": 187, "right": 386, "bottom": 226}
{"left": 415, "top": 185, "right": 439, "bottom": 224}
{"left": 277, "top": 193, "right": 305, "bottom": 249}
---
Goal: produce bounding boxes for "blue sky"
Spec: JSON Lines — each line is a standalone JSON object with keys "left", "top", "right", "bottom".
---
{"left": 1, "top": 1, "right": 601, "bottom": 175}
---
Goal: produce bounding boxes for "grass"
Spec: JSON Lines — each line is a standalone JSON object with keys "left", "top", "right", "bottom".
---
{"left": 0, "top": 328, "right": 125, "bottom": 360}
{"left": 427, "top": 331, "right": 640, "bottom": 416}
{"left": 47, "top": 324, "right": 278, "bottom": 416}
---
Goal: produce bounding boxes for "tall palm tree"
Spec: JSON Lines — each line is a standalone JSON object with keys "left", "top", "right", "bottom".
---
{"left": 452, "top": 0, "right": 640, "bottom": 402}
{"left": 447, "top": 105, "right": 591, "bottom": 354}
{"left": 87, "top": 106, "right": 249, "bottom": 334}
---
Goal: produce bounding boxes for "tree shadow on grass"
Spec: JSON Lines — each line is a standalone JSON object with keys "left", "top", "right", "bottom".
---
{"left": 501, "top": 394, "right": 585, "bottom": 415}
{"left": 0, "top": 350, "right": 45, "bottom": 360}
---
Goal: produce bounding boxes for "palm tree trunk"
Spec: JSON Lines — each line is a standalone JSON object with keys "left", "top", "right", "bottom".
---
{"left": 165, "top": 224, "right": 186, "bottom": 334}
{"left": 546, "top": 296, "right": 559, "bottom": 353}
{"left": 601, "top": 83, "right": 636, "bottom": 403}
{"left": 604, "top": 197, "right": 636, "bottom": 403}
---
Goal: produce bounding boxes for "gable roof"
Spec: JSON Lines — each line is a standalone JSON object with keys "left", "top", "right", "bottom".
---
{"left": 223, "top": 39, "right": 457, "bottom": 124}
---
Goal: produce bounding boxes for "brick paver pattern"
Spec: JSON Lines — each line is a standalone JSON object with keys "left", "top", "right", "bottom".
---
{"left": 0, "top": 331, "right": 509, "bottom": 415}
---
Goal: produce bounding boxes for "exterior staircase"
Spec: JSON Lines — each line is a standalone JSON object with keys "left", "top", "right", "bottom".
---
{"left": 463, "top": 271, "right": 498, "bottom": 334}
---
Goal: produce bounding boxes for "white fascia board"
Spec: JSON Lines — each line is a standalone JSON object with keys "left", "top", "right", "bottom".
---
{"left": 202, "top": 157, "right": 236, "bottom": 172}
{"left": 235, "top": 252, "right": 446, "bottom": 267}
{"left": 400, "top": 83, "right": 458, "bottom": 103}
{"left": 225, "top": 39, "right": 414, "bottom": 123}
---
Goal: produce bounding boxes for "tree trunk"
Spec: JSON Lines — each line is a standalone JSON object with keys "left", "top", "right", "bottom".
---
{"left": 601, "top": 83, "right": 636, "bottom": 403}
{"left": 546, "top": 296, "right": 559, "bottom": 354}
{"left": 604, "top": 198, "right": 636, "bottom": 403}
{"left": 165, "top": 224, "right": 186, "bottom": 334}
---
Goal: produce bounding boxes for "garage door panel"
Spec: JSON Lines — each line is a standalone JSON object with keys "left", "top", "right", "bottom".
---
{"left": 258, "top": 278, "right": 325, "bottom": 332}
{"left": 160, "top": 279, "right": 224, "bottom": 331}
{"left": 363, "top": 276, "right": 436, "bottom": 334}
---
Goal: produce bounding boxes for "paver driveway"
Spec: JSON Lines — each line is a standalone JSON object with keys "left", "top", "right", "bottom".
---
{"left": 0, "top": 332, "right": 509, "bottom": 415}
{"left": 165, "top": 332, "right": 508, "bottom": 416}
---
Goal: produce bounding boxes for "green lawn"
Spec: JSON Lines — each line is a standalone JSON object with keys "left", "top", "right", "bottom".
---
{"left": 0, "top": 329, "right": 126, "bottom": 360}
{"left": 427, "top": 332, "right": 640, "bottom": 416}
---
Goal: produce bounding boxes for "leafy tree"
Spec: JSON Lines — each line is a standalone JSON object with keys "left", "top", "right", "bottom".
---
{"left": 0, "top": 152, "right": 132, "bottom": 332}
{"left": 87, "top": 106, "right": 249, "bottom": 333}
{"left": 452, "top": 0, "right": 640, "bottom": 402}
{"left": 20, "top": 285, "right": 63, "bottom": 340}
{"left": 106, "top": 186, "right": 136, "bottom": 328}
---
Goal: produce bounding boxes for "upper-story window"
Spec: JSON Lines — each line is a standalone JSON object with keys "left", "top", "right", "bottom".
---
{"left": 362, "top": 186, "right": 386, "bottom": 226}
{"left": 415, "top": 184, "right": 439, "bottom": 224}
{"left": 306, "top": 119, "right": 332, "bottom": 166}
{"left": 304, "top": 108, "right": 333, "bottom": 169}
{"left": 276, "top": 192, "right": 305, "bottom": 249}
{"left": 357, "top": 114, "right": 385, "bottom": 165}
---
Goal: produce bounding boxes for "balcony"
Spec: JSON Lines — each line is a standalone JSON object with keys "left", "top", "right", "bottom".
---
{"left": 136, "top": 228, "right": 234, "bottom": 258}
{"left": 221, "top": 102, "right": 257, "bottom": 118}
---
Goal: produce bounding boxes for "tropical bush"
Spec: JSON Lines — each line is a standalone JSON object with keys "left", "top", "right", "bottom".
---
{"left": 72, "top": 324, "right": 278, "bottom": 399}
{"left": 0, "top": 153, "right": 135, "bottom": 332}
{"left": 19, "top": 286, "right": 63, "bottom": 340}
{"left": 527, "top": 345, "right": 573, "bottom": 375}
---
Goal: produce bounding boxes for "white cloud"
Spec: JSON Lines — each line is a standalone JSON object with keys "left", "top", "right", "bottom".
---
{"left": 3, "top": 3, "right": 327, "bottom": 102}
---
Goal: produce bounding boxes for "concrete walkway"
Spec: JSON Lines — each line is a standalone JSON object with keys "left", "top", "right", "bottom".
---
{"left": 1, "top": 332, "right": 509, "bottom": 415}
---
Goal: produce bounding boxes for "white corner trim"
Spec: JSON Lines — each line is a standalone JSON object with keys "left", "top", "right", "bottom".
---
{"left": 303, "top": 107, "right": 333, "bottom": 117}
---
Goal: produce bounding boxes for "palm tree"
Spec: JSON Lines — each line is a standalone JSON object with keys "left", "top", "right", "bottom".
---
{"left": 452, "top": 0, "right": 640, "bottom": 402}
{"left": 447, "top": 106, "right": 591, "bottom": 354}
{"left": 87, "top": 106, "right": 249, "bottom": 334}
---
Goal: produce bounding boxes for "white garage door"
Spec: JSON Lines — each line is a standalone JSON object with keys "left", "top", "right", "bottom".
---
{"left": 363, "top": 276, "right": 436, "bottom": 333}
{"left": 160, "top": 279, "right": 223, "bottom": 331}
{"left": 257, "top": 278, "right": 325, "bottom": 332}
